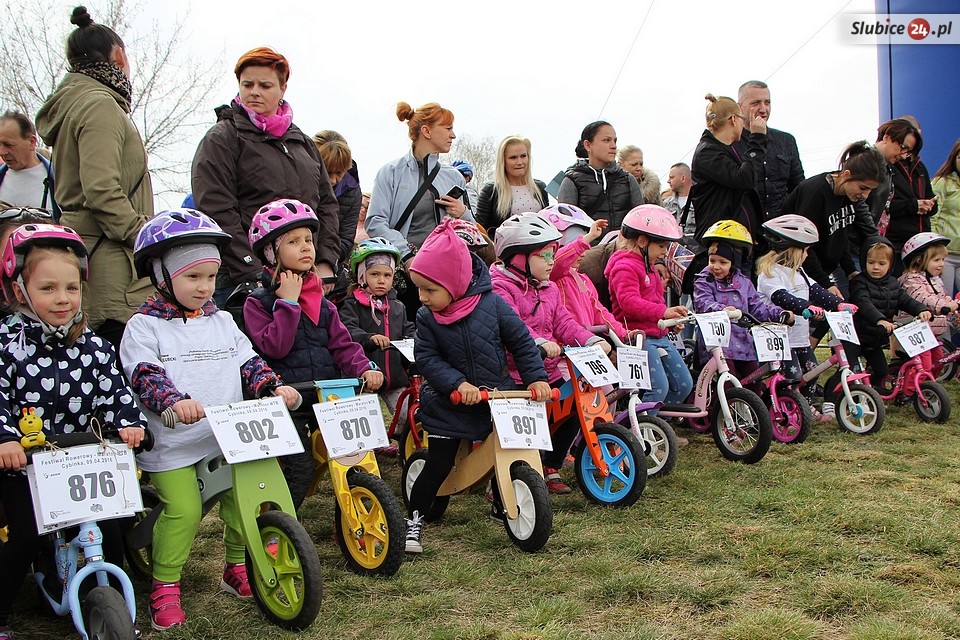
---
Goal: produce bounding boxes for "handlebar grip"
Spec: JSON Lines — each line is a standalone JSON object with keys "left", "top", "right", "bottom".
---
{"left": 449, "top": 388, "right": 560, "bottom": 405}
{"left": 802, "top": 309, "right": 813, "bottom": 319}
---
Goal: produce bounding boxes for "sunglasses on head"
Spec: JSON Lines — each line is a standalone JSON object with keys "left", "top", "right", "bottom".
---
{"left": 0, "top": 207, "right": 53, "bottom": 223}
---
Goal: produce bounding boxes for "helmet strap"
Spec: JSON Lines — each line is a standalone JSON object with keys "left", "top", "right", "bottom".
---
{"left": 15, "top": 275, "right": 84, "bottom": 346}
{"left": 156, "top": 261, "right": 194, "bottom": 323}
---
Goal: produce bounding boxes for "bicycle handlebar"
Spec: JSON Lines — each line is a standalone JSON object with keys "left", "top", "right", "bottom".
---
{"left": 658, "top": 308, "right": 741, "bottom": 330}
{"left": 449, "top": 388, "right": 561, "bottom": 405}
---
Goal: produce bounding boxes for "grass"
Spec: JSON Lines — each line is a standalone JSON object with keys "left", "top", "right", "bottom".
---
{"left": 13, "top": 383, "right": 960, "bottom": 639}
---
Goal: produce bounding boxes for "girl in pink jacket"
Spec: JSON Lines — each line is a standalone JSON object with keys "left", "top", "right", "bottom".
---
{"left": 605, "top": 205, "right": 692, "bottom": 408}
{"left": 490, "top": 212, "right": 610, "bottom": 494}
{"left": 543, "top": 204, "right": 629, "bottom": 340}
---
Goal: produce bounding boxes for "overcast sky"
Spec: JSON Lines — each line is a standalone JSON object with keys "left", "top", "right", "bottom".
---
{"left": 143, "top": 0, "right": 882, "bottom": 206}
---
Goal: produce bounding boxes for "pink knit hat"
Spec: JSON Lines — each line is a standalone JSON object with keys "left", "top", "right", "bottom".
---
{"left": 410, "top": 219, "right": 472, "bottom": 299}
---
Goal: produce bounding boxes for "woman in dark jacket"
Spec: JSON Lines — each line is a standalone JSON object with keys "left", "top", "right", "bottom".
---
{"left": 475, "top": 135, "right": 549, "bottom": 240}
{"left": 557, "top": 121, "right": 642, "bottom": 231}
{"left": 191, "top": 47, "right": 340, "bottom": 304}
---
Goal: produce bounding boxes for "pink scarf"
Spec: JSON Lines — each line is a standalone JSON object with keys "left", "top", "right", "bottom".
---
{"left": 234, "top": 96, "right": 294, "bottom": 138}
{"left": 352, "top": 288, "right": 389, "bottom": 327}
{"left": 297, "top": 271, "right": 323, "bottom": 325}
{"left": 433, "top": 294, "right": 481, "bottom": 325}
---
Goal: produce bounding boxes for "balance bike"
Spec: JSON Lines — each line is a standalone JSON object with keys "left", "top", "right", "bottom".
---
{"left": 655, "top": 310, "right": 773, "bottom": 463}
{"left": 384, "top": 367, "right": 427, "bottom": 462}
{"left": 25, "top": 427, "right": 152, "bottom": 640}
{"left": 547, "top": 348, "right": 647, "bottom": 506}
{"left": 124, "top": 404, "right": 323, "bottom": 630}
{"left": 735, "top": 312, "right": 813, "bottom": 444}
{"left": 604, "top": 332, "right": 679, "bottom": 478}
{"left": 401, "top": 388, "right": 558, "bottom": 552}
{"left": 296, "top": 379, "right": 406, "bottom": 576}
{"left": 881, "top": 318, "right": 951, "bottom": 423}
{"left": 804, "top": 311, "right": 885, "bottom": 434}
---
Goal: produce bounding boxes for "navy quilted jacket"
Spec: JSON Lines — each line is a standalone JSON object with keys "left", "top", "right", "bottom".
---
{"left": 415, "top": 254, "right": 547, "bottom": 440}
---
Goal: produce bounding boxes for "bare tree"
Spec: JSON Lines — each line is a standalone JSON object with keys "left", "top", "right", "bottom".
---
{"left": 0, "top": 0, "right": 223, "bottom": 195}
{"left": 442, "top": 134, "right": 498, "bottom": 188}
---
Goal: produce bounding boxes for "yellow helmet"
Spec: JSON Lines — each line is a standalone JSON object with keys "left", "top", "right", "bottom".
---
{"left": 701, "top": 220, "right": 753, "bottom": 249}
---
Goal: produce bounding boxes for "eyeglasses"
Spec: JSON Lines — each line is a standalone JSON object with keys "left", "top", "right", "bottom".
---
{"left": 0, "top": 207, "right": 53, "bottom": 222}
{"left": 899, "top": 142, "right": 914, "bottom": 154}
{"left": 531, "top": 249, "right": 555, "bottom": 262}
{"left": 733, "top": 114, "right": 747, "bottom": 122}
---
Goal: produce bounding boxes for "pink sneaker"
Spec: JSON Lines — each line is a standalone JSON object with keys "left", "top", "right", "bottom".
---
{"left": 150, "top": 581, "right": 185, "bottom": 631}
{"left": 220, "top": 562, "right": 252, "bottom": 598}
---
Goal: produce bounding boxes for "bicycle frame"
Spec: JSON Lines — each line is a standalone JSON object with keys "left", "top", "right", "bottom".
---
{"left": 801, "top": 335, "right": 872, "bottom": 408}
{"left": 386, "top": 374, "right": 423, "bottom": 448}
{"left": 35, "top": 522, "right": 136, "bottom": 640}
{"left": 882, "top": 355, "right": 936, "bottom": 401}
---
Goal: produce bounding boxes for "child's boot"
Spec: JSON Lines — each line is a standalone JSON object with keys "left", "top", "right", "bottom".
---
{"left": 150, "top": 580, "right": 185, "bottom": 631}
{"left": 221, "top": 562, "right": 252, "bottom": 598}
{"left": 543, "top": 466, "right": 572, "bottom": 494}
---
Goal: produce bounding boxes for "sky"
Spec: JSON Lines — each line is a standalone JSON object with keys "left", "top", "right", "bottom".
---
{"left": 138, "top": 0, "right": 885, "bottom": 207}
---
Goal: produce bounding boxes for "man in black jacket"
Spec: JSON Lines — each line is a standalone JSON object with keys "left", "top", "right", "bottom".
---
{"left": 735, "top": 81, "right": 805, "bottom": 218}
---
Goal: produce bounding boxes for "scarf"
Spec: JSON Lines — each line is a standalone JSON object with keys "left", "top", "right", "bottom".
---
{"left": 352, "top": 288, "right": 389, "bottom": 327}
{"left": 71, "top": 61, "right": 132, "bottom": 108}
{"left": 433, "top": 293, "right": 481, "bottom": 326}
{"left": 234, "top": 96, "right": 294, "bottom": 138}
{"left": 297, "top": 271, "right": 323, "bottom": 325}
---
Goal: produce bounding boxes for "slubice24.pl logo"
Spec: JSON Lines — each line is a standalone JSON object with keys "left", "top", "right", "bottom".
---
{"left": 842, "top": 14, "right": 958, "bottom": 43}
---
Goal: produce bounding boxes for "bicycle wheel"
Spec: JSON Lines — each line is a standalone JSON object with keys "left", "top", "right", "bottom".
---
{"left": 123, "top": 484, "right": 158, "bottom": 580}
{"left": 502, "top": 463, "right": 552, "bottom": 553}
{"left": 399, "top": 422, "right": 428, "bottom": 463}
{"left": 711, "top": 387, "right": 772, "bottom": 464}
{"left": 835, "top": 383, "right": 885, "bottom": 435}
{"left": 400, "top": 449, "right": 449, "bottom": 521}
{"left": 914, "top": 380, "right": 951, "bottom": 423}
{"left": 573, "top": 423, "right": 646, "bottom": 506}
{"left": 634, "top": 414, "right": 678, "bottom": 478}
{"left": 334, "top": 472, "right": 405, "bottom": 576}
{"left": 81, "top": 586, "right": 136, "bottom": 640}
{"left": 246, "top": 511, "right": 323, "bottom": 631}
{"left": 936, "top": 340, "right": 956, "bottom": 383}
{"left": 771, "top": 388, "right": 812, "bottom": 444}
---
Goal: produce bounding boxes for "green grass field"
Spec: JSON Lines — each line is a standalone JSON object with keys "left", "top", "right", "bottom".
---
{"left": 14, "top": 385, "right": 960, "bottom": 640}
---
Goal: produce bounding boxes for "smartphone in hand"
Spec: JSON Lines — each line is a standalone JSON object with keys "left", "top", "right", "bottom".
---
{"left": 446, "top": 186, "right": 466, "bottom": 199}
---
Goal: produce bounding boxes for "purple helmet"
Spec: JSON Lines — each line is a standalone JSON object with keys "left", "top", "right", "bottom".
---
{"left": 248, "top": 199, "right": 320, "bottom": 264}
{"left": 2, "top": 224, "right": 89, "bottom": 302}
{"left": 539, "top": 204, "right": 593, "bottom": 246}
{"left": 134, "top": 209, "right": 230, "bottom": 279}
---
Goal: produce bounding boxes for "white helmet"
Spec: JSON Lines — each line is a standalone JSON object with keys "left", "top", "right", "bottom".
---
{"left": 902, "top": 232, "right": 949, "bottom": 266}
{"left": 539, "top": 204, "right": 592, "bottom": 246}
{"left": 762, "top": 214, "right": 819, "bottom": 250}
{"left": 494, "top": 212, "right": 562, "bottom": 262}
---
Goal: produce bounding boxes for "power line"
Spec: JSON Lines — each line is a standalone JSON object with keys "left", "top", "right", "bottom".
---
{"left": 766, "top": 0, "right": 857, "bottom": 81}
{"left": 597, "top": 0, "right": 656, "bottom": 118}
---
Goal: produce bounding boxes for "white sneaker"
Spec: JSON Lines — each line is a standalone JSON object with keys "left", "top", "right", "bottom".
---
{"left": 405, "top": 511, "right": 423, "bottom": 554}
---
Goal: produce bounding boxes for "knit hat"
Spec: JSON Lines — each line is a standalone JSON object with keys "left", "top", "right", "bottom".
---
{"left": 409, "top": 220, "right": 472, "bottom": 300}
{"left": 153, "top": 243, "right": 221, "bottom": 283}
{"left": 708, "top": 240, "right": 741, "bottom": 272}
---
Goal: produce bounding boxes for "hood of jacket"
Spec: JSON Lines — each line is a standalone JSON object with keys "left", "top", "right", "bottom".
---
{"left": 36, "top": 73, "right": 130, "bottom": 147}
{"left": 465, "top": 252, "right": 493, "bottom": 297}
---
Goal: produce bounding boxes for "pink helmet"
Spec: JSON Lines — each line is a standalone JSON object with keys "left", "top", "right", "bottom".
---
{"left": 448, "top": 219, "right": 489, "bottom": 248}
{"left": 248, "top": 199, "right": 321, "bottom": 264}
{"left": 1, "top": 223, "right": 89, "bottom": 302}
{"left": 902, "top": 232, "right": 948, "bottom": 266}
{"left": 620, "top": 205, "right": 682, "bottom": 242}
{"left": 539, "top": 204, "right": 593, "bottom": 246}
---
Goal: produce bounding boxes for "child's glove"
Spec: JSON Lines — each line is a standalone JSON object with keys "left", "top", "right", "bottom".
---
{"left": 806, "top": 305, "right": 825, "bottom": 319}
{"left": 837, "top": 302, "right": 858, "bottom": 314}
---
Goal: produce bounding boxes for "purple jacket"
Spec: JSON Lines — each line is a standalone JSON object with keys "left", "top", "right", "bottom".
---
{"left": 491, "top": 265, "right": 602, "bottom": 383}
{"left": 693, "top": 267, "right": 784, "bottom": 362}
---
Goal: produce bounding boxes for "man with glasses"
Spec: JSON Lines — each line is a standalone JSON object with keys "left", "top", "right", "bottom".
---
{"left": 870, "top": 117, "right": 938, "bottom": 275}
{"left": 0, "top": 112, "right": 59, "bottom": 218}
{"left": 734, "top": 81, "right": 804, "bottom": 218}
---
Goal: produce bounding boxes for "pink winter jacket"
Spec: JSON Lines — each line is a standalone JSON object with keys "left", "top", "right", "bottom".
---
{"left": 550, "top": 237, "right": 629, "bottom": 340}
{"left": 605, "top": 249, "right": 668, "bottom": 339}
{"left": 898, "top": 271, "right": 955, "bottom": 336}
{"left": 491, "top": 265, "right": 603, "bottom": 383}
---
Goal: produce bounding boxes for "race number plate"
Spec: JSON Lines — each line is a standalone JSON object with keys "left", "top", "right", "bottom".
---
{"left": 617, "top": 346, "right": 652, "bottom": 390}
{"left": 564, "top": 345, "right": 622, "bottom": 386}
{"left": 206, "top": 396, "right": 304, "bottom": 464}
{"left": 391, "top": 338, "right": 415, "bottom": 363}
{"left": 698, "top": 311, "right": 731, "bottom": 348}
{"left": 313, "top": 393, "right": 388, "bottom": 458}
{"left": 750, "top": 324, "right": 791, "bottom": 362}
{"left": 893, "top": 320, "right": 938, "bottom": 358}
{"left": 489, "top": 399, "right": 552, "bottom": 450}
{"left": 825, "top": 311, "right": 860, "bottom": 345}
{"left": 28, "top": 443, "right": 143, "bottom": 533}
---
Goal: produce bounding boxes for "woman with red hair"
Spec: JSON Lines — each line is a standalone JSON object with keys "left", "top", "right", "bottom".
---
{"left": 365, "top": 101, "right": 474, "bottom": 318}
{"left": 191, "top": 47, "right": 340, "bottom": 305}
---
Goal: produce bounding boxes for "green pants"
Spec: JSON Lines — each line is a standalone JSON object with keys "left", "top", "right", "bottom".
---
{"left": 150, "top": 465, "right": 245, "bottom": 583}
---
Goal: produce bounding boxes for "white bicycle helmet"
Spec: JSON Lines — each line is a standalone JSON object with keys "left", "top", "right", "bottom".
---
{"left": 539, "top": 204, "right": 593, "bottom": 246}
{"left": 494, "top": 212, "right": 562, "bottom": 262}
{"left": 762, "top": 214, "right": 819, "bottom": 250}
{"left": 902, "top": 232, "right": 949, "bottom": 266}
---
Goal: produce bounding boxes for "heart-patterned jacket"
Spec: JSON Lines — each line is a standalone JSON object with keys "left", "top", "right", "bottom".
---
{"left": 0, "top": 315, "right": 145, "bottom": 446}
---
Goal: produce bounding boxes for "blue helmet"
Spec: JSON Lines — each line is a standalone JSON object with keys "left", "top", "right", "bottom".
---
{"left": 451, "top": 160, "right": 474, "bottom": 179}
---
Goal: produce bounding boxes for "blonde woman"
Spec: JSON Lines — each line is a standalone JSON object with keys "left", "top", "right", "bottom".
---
{"left": 475, "top": 135, "right": 549, "bottom": 239}
{"left": 617, "top": 145, "right": 661, "bottom": 205}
